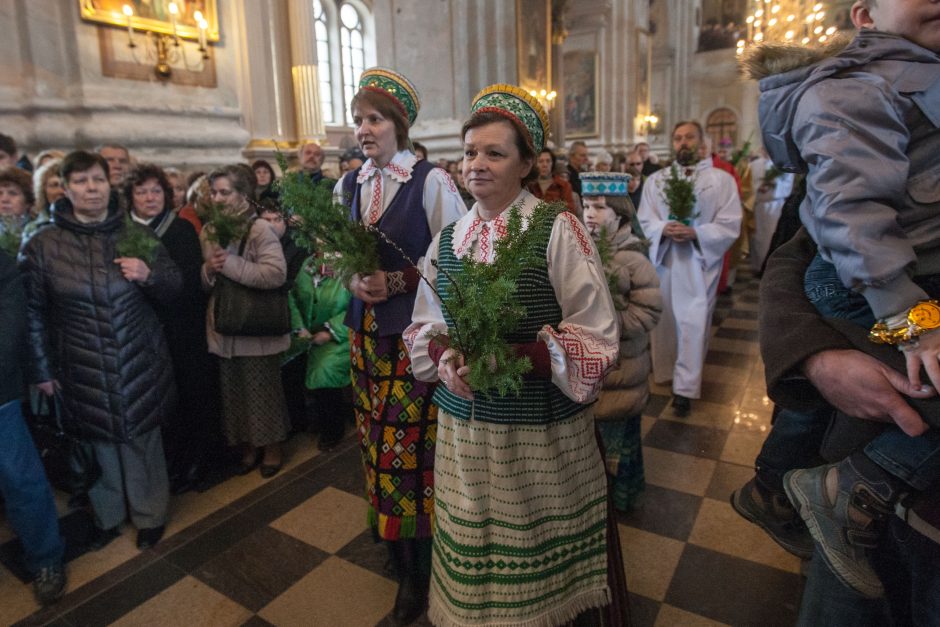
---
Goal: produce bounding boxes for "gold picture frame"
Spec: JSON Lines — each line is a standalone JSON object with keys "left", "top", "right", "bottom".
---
{"left": 563, "top": 50, "right": 598, "bottom": 138}
{"left": 515, "top": 0, "right": 552, "bottom": 94}
{"left": 79, "top": 0, "right": 219, "bottom": 42}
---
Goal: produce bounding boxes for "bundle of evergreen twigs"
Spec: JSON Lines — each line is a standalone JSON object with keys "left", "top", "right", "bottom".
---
{"left": 115, "top": 216, "right": 160, "bottom": 263}
{"left": 730, "top": 132, "right": 754, "bottom": 168}
{"left": 197, "top": 200, "right": 250, "bottom": 249}
{"left": 762, "top": 164, "right": 783, "bottom": 187}
{"left": 433, "top": 201, "right": 561, "bottom": 398}
{"left": 275, "top": 153, "right": 379, "bottom": 283}
{"left": 594, "top": 227, "right": 626, "bottom": 312}
{"left": 0, "top": 216, "right": 24, "bottom": 257}
{"left": 662, "top": 162, "right": 698, "bottom": 225}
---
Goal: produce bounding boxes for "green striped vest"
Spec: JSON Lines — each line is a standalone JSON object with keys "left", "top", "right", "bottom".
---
{"left": 433, "top": 217, "right": 586, "bottom": 424}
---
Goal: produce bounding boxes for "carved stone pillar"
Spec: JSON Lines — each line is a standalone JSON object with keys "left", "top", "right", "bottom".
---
{"left": 239, "top": 0, "right": 297, "bottom": 157}
{"left": 287, "top": 0, "right": 326, "bottom": 144}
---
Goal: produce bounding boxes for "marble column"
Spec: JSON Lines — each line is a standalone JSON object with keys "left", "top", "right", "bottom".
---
{"left": 238, "top": 0, "right": 297, "bottom": 159}
{"left": 550, "top": 38, "right": 566, "bottom": 146}
{"left": 287, "top": 0, "right": 326, "bottom": 144}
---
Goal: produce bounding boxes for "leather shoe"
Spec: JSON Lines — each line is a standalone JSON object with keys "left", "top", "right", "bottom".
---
{"left": 259, "top": 462, "right": 283, "bottom": 479}
{"left": 236, "top": 451, "right": 260, "bottom": 475}
{"left": 317, "top": 433, "right": 344, "bottom": 451}
{"left": 672, "top": 395, "right": 691, "bottom": 418}
{"left": 33, "top": 563, "right": 67, "bottom": 606}
{"left": 391, "top": 575, "right": 427, "bottom": 625}
{"left": 88, "top": 526, "right": 121, "bottom": 551}
{"left": 136, "top": 525, "right": 165, "bottom": 550}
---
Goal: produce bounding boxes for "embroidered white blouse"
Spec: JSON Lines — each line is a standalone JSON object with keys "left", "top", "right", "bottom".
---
{"left": 332, "top": 150, "right": 466, "bottom": 237}
{"left": 404, "top": 189, "right": 620, "bottom": 404}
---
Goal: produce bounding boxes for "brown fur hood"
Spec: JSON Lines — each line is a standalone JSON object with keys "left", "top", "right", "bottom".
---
{"left": 740, "top": 36, "right": 851, "bottom": 80}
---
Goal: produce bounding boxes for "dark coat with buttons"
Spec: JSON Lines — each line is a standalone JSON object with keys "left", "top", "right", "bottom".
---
{"left": 20, "top": 196, "right": 182, "bottom": 442}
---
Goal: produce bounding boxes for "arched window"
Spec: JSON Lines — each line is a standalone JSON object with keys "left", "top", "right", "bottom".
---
{"left": 313, "top": 0, "right": 333, "bottom": 125}
{"left": 310, "top": 1, "right": 372, "bottom": 127}
{"left": 705, "top": 108, "right": 738, "bottom": 150}
{"left": 340, "top": 3, "right": 365, "bottom": 125}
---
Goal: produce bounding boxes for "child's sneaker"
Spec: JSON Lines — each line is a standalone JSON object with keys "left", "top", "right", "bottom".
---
{"left": 731, "top": 476, "right": 814, "bottom": 559}
{"left": 784, "top": 455, "right": 900, "bottom": 599}
{"left": 33, "top": 563, "right": 66, "bottom": 606}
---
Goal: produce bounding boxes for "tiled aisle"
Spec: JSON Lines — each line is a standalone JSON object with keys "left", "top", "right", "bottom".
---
{"left": 2, "top": 270, "right": 804, "bottom": 626}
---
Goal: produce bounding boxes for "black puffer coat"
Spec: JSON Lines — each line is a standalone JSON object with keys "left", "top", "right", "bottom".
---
{"left": 20, "top": 197, "right": 182, "bottom": 442}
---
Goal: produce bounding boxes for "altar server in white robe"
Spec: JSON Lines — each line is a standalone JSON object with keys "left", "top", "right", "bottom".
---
{"left": 749, "top": 153, "right": 796, "bottom": 275}
{"left": 638, "top": 121, "right": 741, "bottom": 417}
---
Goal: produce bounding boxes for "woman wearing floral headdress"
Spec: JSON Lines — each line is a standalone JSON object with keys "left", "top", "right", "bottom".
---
{"left": 405, "top": 86, "right": 624, "bottom": 626}
{"left": 335, "top": 67, "right": 465, "bottom": 624}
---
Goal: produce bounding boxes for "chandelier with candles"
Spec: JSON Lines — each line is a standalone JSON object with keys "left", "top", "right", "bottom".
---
{"left": 736, "top": 0, "right": 838, "bottom": 55}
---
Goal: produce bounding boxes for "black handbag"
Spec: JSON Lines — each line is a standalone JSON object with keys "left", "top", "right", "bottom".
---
{"left": 212, "top": 222, "right": 291, "bottom": 337}
{"left": 27, "top": 392, "right": 102, "bottom": 495}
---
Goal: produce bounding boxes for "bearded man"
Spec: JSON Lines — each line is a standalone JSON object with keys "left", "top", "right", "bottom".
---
{"left": 638, "top": 121, "right": 742, "bottom": 416}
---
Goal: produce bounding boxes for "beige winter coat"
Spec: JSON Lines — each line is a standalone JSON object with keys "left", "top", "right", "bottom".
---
{"left": 200, "top": 217, "right": 290, "bottom": 358}
{"left": 593, "top": 224, "right": 663, "bottom": 421}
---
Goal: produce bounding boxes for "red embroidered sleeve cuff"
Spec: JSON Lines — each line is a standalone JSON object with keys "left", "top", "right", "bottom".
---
{"left": 514, "top": 341, "right": 552, "bottom": 379}
{"left": 386, "top": 266, "right": 420, "bottom": 296}
{"left": 428, "top": 335, "right": 450, "bottom": 367}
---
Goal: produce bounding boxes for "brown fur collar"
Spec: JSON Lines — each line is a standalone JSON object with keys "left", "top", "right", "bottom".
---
{"left": 740, "top": 35, "right": 852, "bottom": 79}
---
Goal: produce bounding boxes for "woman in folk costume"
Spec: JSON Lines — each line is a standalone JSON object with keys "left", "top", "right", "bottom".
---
{"left": 334, "top": 68, "right": 465, "bottom": 624}
{"left": 405, "top": 85, "right": 626, "bottom": 626}
{"left": 581, "top": 172, "right": 663, "bottom": 512}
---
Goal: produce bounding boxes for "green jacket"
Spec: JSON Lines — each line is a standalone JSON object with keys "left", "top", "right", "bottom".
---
{"left": 288, "top": 257, "right": 352, "bottom": 390}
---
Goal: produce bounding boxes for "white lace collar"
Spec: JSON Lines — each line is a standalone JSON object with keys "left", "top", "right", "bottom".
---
{"left": 356, "top": 150, "right": 418, "bottom": 185}
{"left": 451, "top": 189, "right": 537, "bottom": 260}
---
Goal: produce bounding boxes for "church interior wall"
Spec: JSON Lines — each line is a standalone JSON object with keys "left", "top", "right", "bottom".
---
{"left": 1, "top": 0, "right": 249, "bottom": 169}
{"left": 0, "top": 0, "right": 763, "bottom": 169}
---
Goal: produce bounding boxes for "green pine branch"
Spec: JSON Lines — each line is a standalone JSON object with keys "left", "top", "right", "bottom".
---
{"left": 730, "top": 131, "right": 754, "bottom": 168}
{"left": 662, "top": 162, "right": 699, "bottom": 225}
{"left": 595, "top": 227, "right": 626, "bottom": 311}
{"left": 0, "top": 216, "right": 24, "bottom": 257}
{"left": 434, "top": 201, "right": 562, "bottom": 398}
{"left": 762, "top": 164, "right": 783, "bottom": 187}
{"left": 197, "top": 200, "right": 251, "bottom": 249}
{"left": 275, "top": 152, "right": 380, "bottom": 283}
{"left": 115, "top": 216, "right": 160, "bottom": 263}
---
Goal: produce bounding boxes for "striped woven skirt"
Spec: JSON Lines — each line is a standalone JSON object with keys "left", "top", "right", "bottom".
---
{"left": 428, "top": 409, "right": 611, "bottom": 627}
{"left": 351, "top": 306, "right": 437, "bottom": 540}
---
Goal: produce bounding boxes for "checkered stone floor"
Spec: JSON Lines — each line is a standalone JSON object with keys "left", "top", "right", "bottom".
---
{"left": 2, "top": 269, "right": 805, "bottom": 626}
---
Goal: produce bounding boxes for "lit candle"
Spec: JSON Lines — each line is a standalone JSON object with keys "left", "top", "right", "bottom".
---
{"left": 122, "top": 4, "right": 135, "bottom": 47}
{"left": 198, "top": 18, "right": 208, "bottom": 51}
{"left": 168, "top": 2, "right": 179, "bottom": 42}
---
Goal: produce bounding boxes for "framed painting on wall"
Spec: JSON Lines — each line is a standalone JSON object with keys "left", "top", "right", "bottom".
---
{"left": 563, "top": 50, "right": 597, "bottom": 138}
{"left": 79, "top": 0, "right": 219, "bottom": 42}
{"left": 636, "top": 29, "right": 652, "bottom": 118}
{"left": 516, "top": 0, "right": 551, "bottom": 93}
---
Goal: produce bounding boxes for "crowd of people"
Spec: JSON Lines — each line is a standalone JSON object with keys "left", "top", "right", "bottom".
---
{"left": 0, "top": 2, "right": 937, "bottom": 624}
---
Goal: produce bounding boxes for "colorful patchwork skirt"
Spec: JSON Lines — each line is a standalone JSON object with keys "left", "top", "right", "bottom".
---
{"left": 428, "top": 409, "right": 612, "bottom": 627}
{"left": 351, "top": 307, "right": 437, "bottom": 540}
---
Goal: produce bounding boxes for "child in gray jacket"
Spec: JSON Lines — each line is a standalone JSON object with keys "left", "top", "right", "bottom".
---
{"left": 732, "top": 0, "right": 940, "bottom": 600}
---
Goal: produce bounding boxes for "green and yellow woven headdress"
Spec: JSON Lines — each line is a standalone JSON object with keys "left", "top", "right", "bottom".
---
{"left": 470, "top": 84, "right": 550, "bottom": 153}
{"left": 358, "top": 67, "right": 420, "bottom": 126}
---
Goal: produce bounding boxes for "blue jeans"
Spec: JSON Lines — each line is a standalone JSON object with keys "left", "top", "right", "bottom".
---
{"left": 804, "top": 252, "right": 876, "bottom": 327}
{"left": 0, "top": 400, "right": 64, "bottom": 573}
{"left": 802, "top": 255, "right": 940, "bottom": 490}
{"left": 755, "top": 406, "right": 830, "bottom": 492}
{"left": 798, "top": 516, "right": 940, "bottom": 626}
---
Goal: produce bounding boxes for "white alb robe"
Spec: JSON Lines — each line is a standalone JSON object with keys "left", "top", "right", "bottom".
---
{"left": 638, "top": 159, "right": 742, "bottom": 398}
{"left": 749, "top": 158, "right": 796, "bottom": 274}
